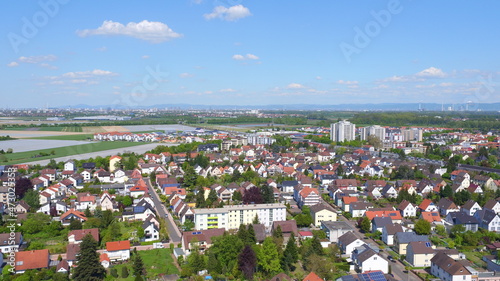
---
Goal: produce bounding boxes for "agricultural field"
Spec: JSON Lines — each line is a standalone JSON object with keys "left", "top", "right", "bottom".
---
{"left": 28, "top": 134, "right": 95, "bottom": 141}
{"left": 0, "top": 141, "right": 147, "bottom": 165}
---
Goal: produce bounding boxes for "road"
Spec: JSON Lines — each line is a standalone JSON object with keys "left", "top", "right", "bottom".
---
{"left": 145, "top": 178, "right": 182, "bottom": 243}
{"left": 336, "top": 214, "right": 420, "bottom": 281}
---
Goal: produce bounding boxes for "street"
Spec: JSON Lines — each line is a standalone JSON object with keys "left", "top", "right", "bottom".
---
{"left": 145, "top": 178, "right": 182, "bottom": 243}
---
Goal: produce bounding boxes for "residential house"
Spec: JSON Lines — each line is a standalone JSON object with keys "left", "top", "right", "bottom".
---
{"left": 420, "top": 212, "right": 443, "bottom": 228}
{"left": 310, "top": 203, "right": 337, "bottom": 227}
{"left": 473, "top": 175, "right": 496, "bottom": 191}
{"left": 371, "top": 217, "right": 393, "bottom": 234}
{"left": 143, "top": 221, "right": 160, "bottom": 242}
{"left": 60, "top": 209, "right": 87, "bottom": 226}
{"left": 445, "top": 212, "right": 479, "bottom": 232}
{"left": 381, "top": 224, "right": 404, "bottom": 246}
{"left": 181, "top": 228, "right": 226, "bottom": 255}
{"left": 303, "top": 272, "right": 322, "bottom": 281}
{"left": 14, "top": 249, "right": 50, "bottom": 274}
{"left": 394, "top": 232, "right": 430, "bottom": 255}
{"left": 68, "top": 228, "right": 99, "bottom": 244}
{"left": 474, "top": 209, "right": 500, "bottom": 232}
{"left": 406, "top": 241, "right": 435, "bottom": 267}
{"left": 352, "top": 245, "right": 388, "bottom": 274}
{"left": 0, "top": 232, "right": 23, "bottom": 253}
{"left": 66, "top": 244, "right": 80, "bottom": 267}
{"left": 338, "top": 231, "right": 365, "bottom": 256}
{"left": 461, "top": 200, "right": 482, "bottom": 216}
{"left": 431, "top": 252, "right": 472, "bottom": 281}
{"left": 419, "top": 199, "right": 438, "bottom": 213}
{"left": 397, "top": 200, "right": 418, "bottom": 218}
{"left": 483, "top": 199, "right": 500, "bottom": 215}
{"left": 438, "top": 198, "right": 460, "bottom": 216}
{"left": 106, "top": 240, "right": 131, "bottom": 261}
{"left": 321, "top": 221, "right": 354, "bottom": 243}
{"left": 296, "top": 187, "right": 320, "bottom": 207}
{"left": 350, "top": 202, "right": 373, "bottom": 218}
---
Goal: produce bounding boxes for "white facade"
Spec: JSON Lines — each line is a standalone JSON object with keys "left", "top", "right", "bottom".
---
{"left": 360, "top": 125, "right": 386, "bottom": 142}
{"left": 194, "top": 203, "right": 286, "bottom": 230}
{"left": 331, "top": 121, "right": 356, "bottom": 142}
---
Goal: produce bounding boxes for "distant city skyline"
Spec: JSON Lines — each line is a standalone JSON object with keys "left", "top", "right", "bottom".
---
{"left": 2, "top": 1, "right": 499, "bottom": 108}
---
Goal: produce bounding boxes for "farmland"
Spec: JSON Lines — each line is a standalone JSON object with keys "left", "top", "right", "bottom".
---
{"left": 0, "top": 141, "right": 147, "bottom": 165}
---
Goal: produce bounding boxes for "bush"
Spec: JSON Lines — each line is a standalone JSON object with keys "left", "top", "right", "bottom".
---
{"left": 110, "top": 268, "right": 118, "bottom": 278}
{"left": 121, "top": 266, "right": 129, "bottom": 278}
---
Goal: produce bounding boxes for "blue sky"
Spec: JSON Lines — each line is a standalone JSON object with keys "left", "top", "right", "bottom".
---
{"left": 1, "top": 0, "right": 500, "bottom": 108}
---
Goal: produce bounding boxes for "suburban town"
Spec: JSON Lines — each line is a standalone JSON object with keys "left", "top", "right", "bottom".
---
{"left": 1, "top": 110, "right": 500, "bottom": 281}
{"left": 3, "top": 1, "right": 499, "bottom": 280}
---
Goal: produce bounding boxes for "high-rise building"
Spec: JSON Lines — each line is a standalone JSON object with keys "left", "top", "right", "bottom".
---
{"left": 360, "top": 125, "right": 386, "bottom": 141}
{"left": 330, "top": 120, "right": 356, "bottom": 142}
{"left": 402, "top": 128, "right": 423, "bottom": 142}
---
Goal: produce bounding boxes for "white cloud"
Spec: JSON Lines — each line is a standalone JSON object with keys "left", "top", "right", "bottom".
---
{"left": 232, "top": 54, "right": 245, "bottom": 60}
{"left": 62, "top": 69, "right": 118, "bottom": 78}
{"left": 337, "top": 80, "right": 358, "bottom": 85}
{"left": 416, "top": 67, "right": 446, "bottom": 78}
{"left": 220, "top": 88, "right": 236, "bottom": 93}
{"left": 97, "top": 46, "right": 107, "bottom": 52}
{"left": 77, "top": 20, "right": 182, "bottom": 43}
{"left": 179, "top": 73, "right": 194, "bottom": 78}
{"left": 245, "top": 54, "right": 259, "bottom": 60}
{"left": 142, "top": 55, "right": 150, "bottom": 59}
{"left": 7, "top": 62, "right": 18, "bottom": 67}
{"left": 232, "top": 53, "right": 259, "bottom": 60}
{"left": 204, "top": 5, "right": 252, "bottom": 21}
{"left": 439, "top": 82, "right": 454, "bottom": 87}
{"left": 316, "top": 76, "right": 322, "bottom": 80}
{"left": 71, "top": 79, "right": 88, "bottom": 84}
{"left": 19, "top": 55, "right": 57, "bottom": 64}
{"left": 286, "top": 83, "right": 305, "bottom": 89}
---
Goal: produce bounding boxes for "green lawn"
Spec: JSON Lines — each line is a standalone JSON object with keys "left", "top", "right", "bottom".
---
{"left": 106, "top": 248, "right": 179, "bottom": 280}
{"left": 28, "top": 134, "right": 95, "bottom": 141}
{"left": 38, "top": 126, "right": 83, "bottom": 132}
{"left": 0, "top": 141, "right": 147, "bottom": 165}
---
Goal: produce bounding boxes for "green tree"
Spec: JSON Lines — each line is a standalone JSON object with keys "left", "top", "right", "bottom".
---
{"left": 257, "top": 237, "right": 281, "bottom": 276}
{"left": 207, "top": 189, "right": 218, "bottom": 206}
{"left": 414, "top": 219, "right": 431, "bottom": 235}
{"left": 132, "top": 249, "right": 146, "bottom": 277}
{"left": 69, "top": 219, "right": 83, "bottom": 231}
{"left": 435, "top": 225, "right": 447, "bottom": 236}
{"left": 272, "top": 225, "right": 283, "bottom": 239}
{"left": 247, "top": 224, "right": 257, "bottom": 245}
{"left": 72, "top": 233, "right": 106, "bottom": 281}
{"left": 22, "top": 189, "right": 40, "bottom": 210}
{"left": 282, "top": 232, "right": 298, "bottom": 271}
{"left": 359, "top": 216, "right": 371, "bottom": 233}
{"left": 233, "top": 191, "right": 243, "bottom": 202}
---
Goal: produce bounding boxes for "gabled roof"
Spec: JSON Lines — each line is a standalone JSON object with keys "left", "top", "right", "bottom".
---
{"left": 431, "top": 252, "right": 471, "bottom": 276}
{"left": 68, "top": 228, "right": 99, "bottom": 242}
{"left": 338, "top": 231, "right": 361, "bottom": 246}
{"left": 461, "top": 199, "right": 480, "bottom": 210}
{"left": 421, "top": 212, "right": 442, "bottom": 223}
{"left": 106, "top": 240, "right": 131, "bottom": 251}
{"left": 408, "top": 241, "right": 434, "bottom": 254}
{"left": 302, "top": 272, "right": 322, "bottom": 281}
{"left": 438, "top": 198, "right": 459, "bottom": 210}
{"left": 395, "top": 232, "right": 429, "bottom": 244}
{"left": 15, "top": 249, "right": 50, "bottom": 272}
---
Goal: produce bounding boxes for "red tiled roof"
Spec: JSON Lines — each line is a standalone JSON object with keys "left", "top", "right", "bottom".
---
{"left": 303, "top": 272, "right": 322, "bottom": 281}
{"left": 15, "top": 249, "right": 49, "bottom": 272}
{"left": 106, "top": 240, "right": 130, "bottom": 251}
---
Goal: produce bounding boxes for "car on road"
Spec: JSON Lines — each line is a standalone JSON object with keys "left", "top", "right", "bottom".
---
{"left": 388, "top": 255, "right": 395, "bottom": 262}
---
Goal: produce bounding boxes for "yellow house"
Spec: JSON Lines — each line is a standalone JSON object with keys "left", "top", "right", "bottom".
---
{"left": 109, "top": 155, "right": 122, "bottom": 172}
{"left": 310, "top": 203, "right": 337, "bottom": 227}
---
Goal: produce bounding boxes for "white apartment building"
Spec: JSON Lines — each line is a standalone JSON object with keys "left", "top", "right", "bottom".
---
{"left": 331, "top": 121, "right": 356, "bottom": 142}
{"left": 194, "top": 203, "right": 286, "bottom": 230}
{"left": 360, "top": 125, "right": 386, "bottom": 141}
